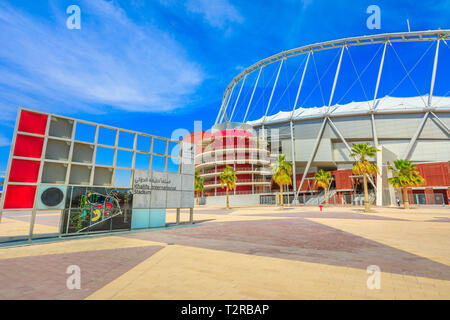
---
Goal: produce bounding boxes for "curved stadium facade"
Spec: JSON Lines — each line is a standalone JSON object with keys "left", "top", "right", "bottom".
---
{"left": 195, "top": 123, "right": 272, "bottom": 197}
{"left": 187, "top": 30, "right": 450, "bottom": 207}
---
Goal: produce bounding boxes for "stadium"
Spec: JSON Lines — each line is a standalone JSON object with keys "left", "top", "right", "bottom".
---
{"left": 189, "top": 29, "right": 450, "bottom": 206}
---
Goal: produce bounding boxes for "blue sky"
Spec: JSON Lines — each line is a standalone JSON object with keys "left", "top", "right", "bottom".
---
{"left": 0, "top": 0, "right": 449, "bottom": 173}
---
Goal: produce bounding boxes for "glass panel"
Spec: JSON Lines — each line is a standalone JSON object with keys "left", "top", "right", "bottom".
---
{"left": 116, "top": 150, "right": 133, "bottom": 168}
{"left": 135, "top": 153, "right": 150, "bottom": 170}
{"left": 98, "top": 127, "right": 117, "bottom": 146}
{"left": 74, "top": 123, "right": 96, "bottom": 143}
{"left": 61, "top": 187, "right": 133, "bottom": 234}
{"left": 151, "top": 155, "right": 165, "bottom": 172}
{"left": 114, "top": 169, "right": 132, "bottom": 188}
{"left": 0, "top": 211, "right": 32, "bottom": 240}
{"left": 95, "top": 147, "right": 114, "bottom": 166}
{"left": 118, "top": 131, "right": 134, "bottom": 149}
{"left": 153, "top": 138, "right": 167, "bottom": 155}
{"left": 137, "top": 135, "right": 151, "bottom": 152}
{"left": 166, "top": 157, "right": 179, "bottom": 173}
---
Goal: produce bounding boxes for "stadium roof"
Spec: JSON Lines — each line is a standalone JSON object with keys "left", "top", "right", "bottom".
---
{"left": 247, "top": 96, "right": 450, "bottom": 126}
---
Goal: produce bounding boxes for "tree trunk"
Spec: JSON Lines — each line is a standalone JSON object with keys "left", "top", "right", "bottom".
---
{"left": 403, "top": 187, "right": 410, "bottom": 210}
{"left": 324, "top": 188, "right": 328, "bottom": 207}
{"left": 226, "top": 188, "right": 229, "bottom": 209}
{"left": 363, "top": 174, "right": 370, "bottom": 213}
{"left": 196, "top": 192, "right": 199, "bottom": 205}
{"left": 280, "top": 184, "right": 284, "bottom": 209}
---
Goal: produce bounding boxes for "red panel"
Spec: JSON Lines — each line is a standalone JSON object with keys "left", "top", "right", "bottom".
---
{"left": 9, "top": 159, "right": 41, "bottom": 183}
{"left": 13, "top": 134, "right": 44, "bottom": 158}
{"left": 296, "top": 173, "right": 318, "bottom": 191}
{"left": 235, "top": 164, "right": 251, "bottom": 169}
{"left": 18, "top": 110, "right": 48, "bottom": 135}
{"left": 416, "top": 162, "right": 450, "bottom": 187}
{"left": 212, "top": 130, "right": 253, "bottom": 138}
{"left": 3, "top": 185, "right": 36, "bottom": 209}
{"left": 236, "top": 185, "right": 252, "bottom": 191}
{"left": 333, "top": 169, "right": 353, "bottom": 190}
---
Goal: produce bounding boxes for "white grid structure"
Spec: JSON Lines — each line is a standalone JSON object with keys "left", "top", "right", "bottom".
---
{"left": 0, "top": 107, "right": 183, "bottom": 240}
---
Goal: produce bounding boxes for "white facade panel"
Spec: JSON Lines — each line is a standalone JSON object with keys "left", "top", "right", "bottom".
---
{"left": 378, "top": 140, "right": 409, "bottom": 158}
{"left": 332, "top": 140, "right": 374, "bottom": 162}
{"left": 421, "top": 116, "right": 450, "bottom": 139}
{"left": 294, "top": 138, "right": 332, "bottom": 162}
{"left": 281, "top": 139, "right": 292, "bottom": 161}
{"left": 331, "top": 116, "right": 373, "bottom": 140}
{"left": 374, "top": 114, "right": 423, "bottom": 139}
{"left": 293, "top": 119, "right": 326, "bottom": 139}
{"left": 410, "top": 140, "right": 450, "bottom": 162}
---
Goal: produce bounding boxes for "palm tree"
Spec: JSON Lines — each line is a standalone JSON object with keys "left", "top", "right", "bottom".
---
{"left": 349, "top": 143, "right": 380, "bottom": 213}
{"left": 314, "top": 169, "right": 332, "bottom": 207}
{"left": 219, "top": 165, "right": 237, "bottom": 209}
{"left": 272, "top": 154, "right": 293, "bottom": 209}
{"left": 194, "top": 171, "right": 204, "bottom": 205}
{"left": 388, "top": 159, "right": 425, "bottom": 209}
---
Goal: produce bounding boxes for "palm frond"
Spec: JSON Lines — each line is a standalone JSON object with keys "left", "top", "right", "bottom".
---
{"left": 220, "top": 165, "right": 238, "bottom": 191}
{"left": 388, "top": 159, "right": 425, "bottom": 188}
{"left": 272, "top": 154, "right": 293, "bottom": 188}
{"left": 314, "top": 169, "right": 331, "bottom": 189}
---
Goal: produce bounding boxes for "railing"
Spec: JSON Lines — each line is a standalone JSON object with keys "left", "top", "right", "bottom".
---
{"left": 196, "top": 159, "right": 271, "bottom": 168}
{"left": 215, "top": 190, "right": 269, "bottom": 196}
{"left": 408, "top": 193, "right": 445, "bottom": 206}
{"left": 204, "top": 179, "right": 271, "bottom": 186}
{"left": 199, "top": 157, "right": 271, "bottom": 163}
{"left": 202, "top": 135, "right": 269, "bottom": 143}
{"left": 200, "top": 168, "right": 272, "bottom": 176}
{"left": 197, "top": 153, "right": 270, "bottom": 161}
{"left": 236, "top": 179, "right": 271, "bottom": 183}
{"left": 304, "top": 189, "right": 337, "bottom": 205}
{"left": 352, "top": 192, "right": 376, "bottom": 205}
{"left": 197, "top": 147, "right": 269, "bottom": 155}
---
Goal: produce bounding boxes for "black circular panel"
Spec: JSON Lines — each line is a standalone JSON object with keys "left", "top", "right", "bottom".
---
{"left": 41, "top": 187, "right": 64, "bottom": 207}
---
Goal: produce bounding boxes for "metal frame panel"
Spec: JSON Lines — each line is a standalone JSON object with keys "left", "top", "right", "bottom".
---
{"left": 0, "top": 107, "right": 186, "bottom": 241}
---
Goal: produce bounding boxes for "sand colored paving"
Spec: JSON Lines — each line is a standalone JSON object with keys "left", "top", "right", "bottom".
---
{"left": 0, "top": 205, "right": 449, "bottom": 299}
{"left": 87, "top": 244, "right": 450, "bottom": 300}
{"left": 166, "top": 206, "right": 305, "bottom": 223}
{"left": 0, "top": 236, "right": 160, "bottom": 260}
{"left": 308, "top": 218, "right": 450, "bottom": 266}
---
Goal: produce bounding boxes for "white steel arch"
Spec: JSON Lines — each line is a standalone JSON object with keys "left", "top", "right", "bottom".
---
{"left": 217, "top": 29, "right": 450, "bottom": 123}
{"left": 216, "top": 29, "right": 449, "bottom": 206}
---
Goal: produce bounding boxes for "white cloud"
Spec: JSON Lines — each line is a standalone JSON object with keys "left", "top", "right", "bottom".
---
{"left": 301, "top": 0, "right": 313, "bottom": 9}
{"left": 0, "top": 135, "right": 10, "bottom": 147}
{"left": 161, "top": 0, "right": 243, "bottom": 29}
{"left": 186, "top": 0, "right": 243, "bottom": 28}
{"left": 0, "top": 1, "right": 205, "bottom": 117}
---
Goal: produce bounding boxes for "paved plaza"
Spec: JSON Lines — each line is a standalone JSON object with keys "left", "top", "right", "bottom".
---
{"left": 0, "top": 205, "right": 449, "bottom": 299}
